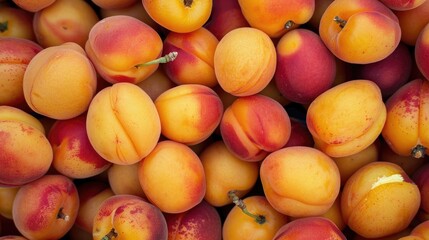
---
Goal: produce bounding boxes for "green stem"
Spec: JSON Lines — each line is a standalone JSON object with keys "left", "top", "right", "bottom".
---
{"left": 228, "top": 190, "right": 266, "bottom": 224}
{"left": 134, "top": 51, "right": 178, "bottom": 68}
{"left": 101, "top": 228, "right": 118, "bottom": 240}
{"left": 411, "top": 144, "right": 426, "bottom": 158}
{"left": 0, "top": 21, "right": 8, "bottom": 33}
{"left": 333, "top": 16, "right": 347, "bottom": 28}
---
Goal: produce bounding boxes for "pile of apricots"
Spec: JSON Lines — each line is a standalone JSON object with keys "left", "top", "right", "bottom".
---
{"left": 2, "top": 0, "right": 429, "bottom": 239}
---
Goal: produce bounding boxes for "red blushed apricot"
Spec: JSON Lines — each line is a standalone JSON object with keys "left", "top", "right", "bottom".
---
{"left": 48, "top": 114, "right": 112, "bottom": 179}
{"left": 412, "top": 164, "right": 429, "bottom": 216}
{"left": 214, "top": 27, "right": 276, "bottom": 97}
{"left": 272, "top": 217, "right": 346, "bottom": 240}
{"left": 306, "top": 80, "right": 386, "bottom": 158}
{"left": 260, "top": 146, "right": 341, "bottom": 217}
{"left": 138, "top": 140, "right": 206, "bottom": 214}
{"left": 23, "top": 42, "right": 97, "bottom": 120}
{"left": 319, "top": 0, "right": 401, "bottom": 64}
{"left": 85, "top": 15, "right": 163, "bottom": 84}
{"left": 86, "top": 82, "right": 161, "bottom": 165}
{"left": 382, "top": 79, "right": 429, "bottom": 158}
{"left": 274, "top": 28, "right": 336, "bottom": 105}
{"left": 341, "top": 162, "right": 421, "bottom": 238}
{"left": 416, "top": 23, "right": 429, "bottom": 80}
{"left": 165, "top": 200, "right": 222, "bottom": 240}
{"left": 12, "top": 175, "right": 79, "bottom": 240}
{"left": 11, "top": 0, "right": 55, "bottom": 12}
{"left": 408, "top": 220, "right": 429, "bottom": 239}
{"left": 0, "top": 7, "right": 35, "bottom": 40}
{"left": 162, "top": 27, "right": 218, "bottom": 87}
{"left": 0, "top": 37, "right": 43, "bottom": 109}
{"left": 284, "top": 118, "right": 314, "bottom": 148}
{"left": 199, "top": 141, "right": 259, "bottom": 207}
{"left": 380, "top": 0, "right": 426, "bottom": 11}
{"left": 395, "top": 0, "right": 429, "bottom": 46}
{"left": 220, "top": 94, "right": 291, "bottom": 162}
{"left": 155, "top": 84, "right": 223, "bottom": 145}
{"left": 33, "top": 0, "right": 99, "bottom": 48}
{"left": 222, "top": 195, "right": 289, "bottom": 240}
{"left": 142, "top": 0, "right": 212, "bottom": 33}
{"left": 0, "top": 121, "right": 52, "bottom": 187}
{"left": 0, "top": 105, "right": 45, "bottom": 134}
{"left": 238, "top": 0, "right": 314, "bottom": 38}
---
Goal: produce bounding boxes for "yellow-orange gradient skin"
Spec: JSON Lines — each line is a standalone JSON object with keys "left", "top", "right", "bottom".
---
{"left": 85, "top": 15, "right": 163, "bottom": 84}
{"left": 416, "top": 23, "right": 429, "bottom": 80}
{"left": 319, "top": 0, "right": 401, "bottom": 64}
{"left": 260, "top": 146, "right": 341, "bottom": 217}
{"left": 162, "top": 27, "right": 219, "bottom": 87}
{"left": 382, "top": 79, "right": 429, "bottom": 158}
{"left": 86, "top": 82, "right": 161, "bottom": 165}
{"left": 92, "top": 194, "right": 168, "bottom": 240}
{"left": 220, "top": 94, "right": 291, "bottom": 162}
{"left": 341, "top": 162, "right": 421, "bottom": 238}
{"left": 107, "top": 163, "right": 146, "bottom": 198}
{"left": 142, "top": 0, "right": 212, "bottom": 33}
{"left": 0, "top": 186, "right": 19, "bottom": 219}
{"left": 238, "top": 0, "right": 315, "bottom": 38}
{"left": 12, "top": 175, "right": 79, "bottom": 240}
{"left": 155, "top": 84, "right": 223, "bottom": 145}
{"left": 222, "top": 196, "right": 289, "bottom": 240}
{"left": 0, "top": 37, "right": 42, "bottom": 109}
{"left": 12, "top": 0, "right": 56, "bottom": 12}
{"left": 165, "top": 200, "right": 222, "bottom": 240}
{"left": 0, "top": 106, "right": 52, "bottom": 187}
{"left": 214, "top": 27, "right": 276, "bottom": 97}
{"left": 33, "top": 0, "right": 99, "bottom": 48}
{"left": 199, "top": 141, "right": 259, "bottom": 207}
{"left": 395, "top": 0, "right": 429, "bottom": 46}
{"left": 0, "top": 7, "right": 36, "bottom": 40}
{"left": 138, "top": 140, "right": 206, "bottom": 214}
{"left": 272, "top": 217, "right": 346, "bottom": 240}
{"left": 23, "top": 42, "right": 97, "bottom": 120}
{"left": 306, "top": 80, "right": 386, "bottom": 158}
{"left": 380, "top": 0, "right": 426, "bottom": 11}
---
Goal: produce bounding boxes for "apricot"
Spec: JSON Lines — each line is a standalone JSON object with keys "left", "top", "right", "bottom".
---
{"left": 48, "top": 114, "right": 112, "bottom": 179}
{"left": 415, "top": 22, "right": 429, "bottom": 80}
{"left": 0, "top": 37, "right": 42, "bottom": 109}
{"left": 220, "top": 94, "right": 291, "bottom": 162}
{"left": 165, "top": 200, "right": 222, "bottom": 240}
{"left": 222, "top": 195, "right": 288, "bottom": 240}
{"left": 306, "top": 80, "right": 386, "bottom": 158}
{"left": 319, "top": 0, "right": 401, "bottom": 64}
{"left": 199, "top": 141, "right": 259, "bottom": 207}
{"left": 138, "top": 140, "right": 206, "bottom": 213}
{"left": 261, "top": 146, "right": 341, "bottom": 217}
{"left": 12, "top": 175, "right": 79, "bottom": 240}
{"left": 85, "top": 15, "right": 163, "bottom": 84}
{"left": 0, "top": 187, "right": 19, "bottom": 219}
{"left": 155, "top": 84, "right": 223, "bottom": 145}
{"left": 274, "top": 28, "right": 336, "bottom": 104}
{"left": 162, "top": 27, "right": 218, "bottom": 87}
{"left": 33, "top": 0, "right": 99, "bottom": 48}
{"left": 284, "top": 118, "right": 314, "bottom": 148}
{"left": 86, "top": 82, "right": 161, "bottom": 165}
{"left": 341, "top": 161, "right": 421, "bottom": 238}
{"left": 412, "top": 164, "right": 429, "bottom": 217}
{"left": 0, "top": 106, "right": 52, "bottom": 187}
{"left": 23, "top": 42, "right": 97, "bottom": 120}
{"left": 92, "top": 194, "right": 168, "bottom": 240}
{"left": 136, "top": 68, "right": 176, "bottom": 101}
{"left": 204, "top": 0, "right": 249, "bottom": 40}
{"left": 0, "top": 7, "right": 35, "bottom": 40}
{"left": 238, "top": 0, "right": 315, "bottom": 38}
{"left": 91, "top": 0, "right": 137, "bottom": 10}
{"left": 142, "top": 0, "right": 212, "bottom": 33}
{"left": 382, "top": 79, "right": 429, "bottom": 158}
{"left": 380, "top": 0, "right": 426, "bottom": 11}
{"left": 11, "top": 0, "right": 55, "bottom": 12}
{"left": 214, "top": 27, "right": 276, "bottom": 97}
{"left": 408, "top": 220, "right": 429, "bottom": 239}
{"left": 272, "top": 217, "right": 346, "bottom": 240}
{"left": 395, "top": 0, "right": 429, "bottom": 46}
{"left": 107, "top": 163, "right": 146, "bottom": 198}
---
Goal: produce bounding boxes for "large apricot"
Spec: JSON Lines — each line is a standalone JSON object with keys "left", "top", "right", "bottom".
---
{"left": 306, "top": 80, "right": 386, "bottom": 158}
{"left": 214, "top": 27, "right": 276, "bottom": 97}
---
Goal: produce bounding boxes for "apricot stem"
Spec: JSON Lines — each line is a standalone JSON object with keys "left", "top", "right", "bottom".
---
{"left": 284, "top": 20, "right": 295, "bottom": 30}
{"left": 333, "top": 16, "right": 347, "bottom": 28}
{"left": 184, "top": 0, "right": 192, "bottom": 7}
{"left": 228, "top": 190, "right": 266, "bottom": 225}
{"left": 101, "top": 228, "right": 118, "bottom": 240}
{"left": 0, "top": 21, "right": 8, "bottom": 32}
{"left": 134, "top": 51, "right": 178, "bottom": 68}
{"left": 56, "top": 208, "right": 70, "bottom": 221}
{"left": 411, "top": 144, "right": 426, "bottom": 158}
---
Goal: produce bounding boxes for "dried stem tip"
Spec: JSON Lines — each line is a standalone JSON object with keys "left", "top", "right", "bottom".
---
{"left": 284, "top": 20, "right": 295, "bottom": 30}
{"left": 56, "top": 208, "right": 70, "bottom": 221}
{"left": 101, "top": 228, "right": 118, "bottom": 240}
{"left": 228, "top": 190, "right": 266, "bottom": 224}
{"left": 135, "top": 51, "right": 178, "bottom": 68}
{"left": 333, "top": 16, "right": 347, "bottom": 28}
{"left": 411, "top": 144, "right": 426, "bottom": 158}
{"left": 0, "top": 21, "right": 8, "bottom": 33}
